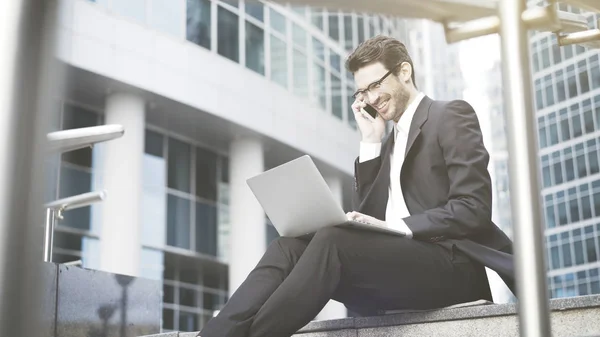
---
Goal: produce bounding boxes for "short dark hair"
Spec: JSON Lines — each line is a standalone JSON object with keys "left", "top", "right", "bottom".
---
{"left": 345, "top": 35, "right": 416, "bottom": 87}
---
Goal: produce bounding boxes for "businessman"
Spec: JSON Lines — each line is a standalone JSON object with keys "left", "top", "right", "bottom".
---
{"left": 199, "top": 35, "right": 515, "bottom": 337}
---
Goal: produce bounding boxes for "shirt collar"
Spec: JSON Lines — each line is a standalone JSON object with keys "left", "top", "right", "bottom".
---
{"left": 394, "top": 92, "right": 425, "bottom": 138}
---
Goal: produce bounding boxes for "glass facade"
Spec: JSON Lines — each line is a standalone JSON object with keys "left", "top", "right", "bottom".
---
{"left": 51, "top": 101, "right": 231, "bottom": 332}
{"left": 48, "top": 102, "right": 104, "bottom": 267}
{"left": 528, "top": 2, "right": 600, "bottom": 298}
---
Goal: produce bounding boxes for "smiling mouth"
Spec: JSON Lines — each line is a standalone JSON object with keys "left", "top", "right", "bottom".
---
{"left": 376, "top": 100, "right": 389, "bottom": 111}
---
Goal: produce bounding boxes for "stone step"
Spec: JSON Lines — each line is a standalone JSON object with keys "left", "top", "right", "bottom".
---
{"left": 141, "top": 295, "right": 600, "bottom": 337}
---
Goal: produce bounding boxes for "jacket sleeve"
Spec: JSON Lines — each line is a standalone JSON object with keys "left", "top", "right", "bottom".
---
{"left": 403, "top": 100, "right": 493, "bottom": 241}
{"left": 352, "top": 156, "right": 381, "bottom": 209}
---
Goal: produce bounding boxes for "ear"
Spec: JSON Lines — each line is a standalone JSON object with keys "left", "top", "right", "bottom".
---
{"left": 399, "top": 62, "right": 412, "bottom": 84}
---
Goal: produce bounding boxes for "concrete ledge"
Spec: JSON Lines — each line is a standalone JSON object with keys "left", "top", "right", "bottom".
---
{"left": 297, "top": 295, "right": 600, "bottom": 333}
{"left": 140, "top": 295, "right": 600, "bottom": 337}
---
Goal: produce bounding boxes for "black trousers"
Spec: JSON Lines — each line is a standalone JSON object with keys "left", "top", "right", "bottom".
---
{"left": 200, "top": 226, "right": 491, "bottom": 337}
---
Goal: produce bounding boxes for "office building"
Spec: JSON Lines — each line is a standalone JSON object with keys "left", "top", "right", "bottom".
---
{"left": 529, "top": 2, "right": 600, "bottom": 298}
{"left": 50, "top": 0, "right": 455, "bottom": 331}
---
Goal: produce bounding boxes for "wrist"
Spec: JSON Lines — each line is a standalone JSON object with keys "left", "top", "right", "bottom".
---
{"left": 361, "top": 136, "right": 382, "bottom": 143}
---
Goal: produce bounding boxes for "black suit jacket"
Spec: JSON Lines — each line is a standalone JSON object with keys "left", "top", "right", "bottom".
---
{"left": 353, "top": 96, "right": 516, "bottom": 295}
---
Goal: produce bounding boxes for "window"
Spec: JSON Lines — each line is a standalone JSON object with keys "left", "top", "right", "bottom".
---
{"left": 553, "top": 152, "right": 563, "bottom": 185}
{"left": 557, "top": 200, "right": 568, "bottom": 225}
{"left": 572, "top": 106, "right": 583, "bottom": 138}
{"left": 312, "top": 37, "right": 325, "bottom": 61}
{"left": 551, "top": 246, "right": 560, "bottom": 269}
{"left": 221, "top": 0, "right": 238, "bottom": 8}
{"left": 292, "top": 49, "right": 309, "bottom": 97}
{"left": 269, "top": 8, "right": 286, "bottom": 34}
{"left": 343, "top": 15, "right": 353, "bottom": 50}
{"left": 330, "top": 51, "right": 341, "bottom": 74}
{"left": 588, "top": 139, "right": 599, "bottom": 175}
{"left": 569, "top": 189, "right": 579, "bottom": 223}
{"left": 576, "top": 144, "right": 587, "bottom": 178}
{"left": 187, "top": 0, "right": 211, "bottom": 49}
{"left": 552, "top": 39, "right": 562, "bottom": 64}
{"left": 59, "top": 167, "right": 92, "bottom": 230}
{"left": 313, "top": 63, "right": 326, "bottom": 110}
{"left": 245, "top": 22, "right": 265, "bottom": 75}
{"left": 567, "top": 65, "right": 578, "bottom": 98}
{"left": 331, "top": 74, "right": 343, "bottom": 119}
{"left": 563, "top": 242, "right": 572, "bottom": 267}
{"left": 196, "top": 202, "right": 217, "bottom": 255}
{"left": 539, "top": 125, "right": 548, "bottom": 148}
{"left": 584, "top": 100, "right": 594, "bottom": 134}
{"left": 590, "top": 55, "right": 600, "bottom": 89}
{"left": 556, "top": 70, "right": 566, "bottom": 102}
{"left": 245, "top": 1, "right": 263, "bottom": 21}
{"left": 112, "top": 0, "right": 145, "bottom": 23}
{"left": 328, "top": 13, "right": 340, "bottom": 41}
{"left": 357, "top": 17, "right": 365, "bottom": 43}
{"left": 545, "top": 195, "right": 556, "bottom": 228}
{"left": 548, "top": 113, "right": 559, "bottom": 145}
{"left": 292, "top": 23, "right": 307, "bottom": 50}
{"left": 532, "top": 43, "right": 540, "bottom": 72}
{"left": 564, "top": 148, "right": 575, "bottom": 181}
{"left": 151, "top": 0, "right": 185, "bottom": 37}
{"left": 61, "top": 105, "right": 98, "bottom": 168}
{"left": 535, "top": 79, "right": 543, "bottom": 110}
{"left": 544, "top": 75, "right": 554, "bottom": 106}
{"left": 168, "top": 138, "right": 191, "bottom": 192}
{"left": 311, "top": 9, "right": 323, "bottom": 30}
{"left": 167, "top": 194, "right": 191, "bottom": 249}
{"left": 217, "top": 7, "right": 239, "bottom": 62}
{"left": 581, "top": 193, "right": 592, "bottom": 220}
{"left": 196, "top": 147, "right": 217, "bottom": 201}
{"left": 596, "top": 96, "right": 600, "bottom": 130}
{"left": 560, "top": 109, "right": 570, "bottom": 142}
{"left": 579, "top": 60, "right": 590, "bottom": 94}
{"left": 270, "top": 35, "right": 287, "bottom": 88}
{"left": 542, "top": 155, "right": 551, "bottom": 187}
{"left": 575, "top": 240, "right": 585, "bottom": 265}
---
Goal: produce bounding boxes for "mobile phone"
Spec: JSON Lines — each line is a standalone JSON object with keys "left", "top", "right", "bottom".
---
{"left": 361, "top": 104, "right": 378, "bottom": 119}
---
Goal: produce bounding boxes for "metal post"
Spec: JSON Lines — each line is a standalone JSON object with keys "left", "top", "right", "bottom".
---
{"left": 0, "top": 0, "right": 59, "bottom": 336}
{"left": 43, "top": 208, "right": 57, "bottom": 262}
{"left": 498, "top": 0, "right": 552, "bottom": 336}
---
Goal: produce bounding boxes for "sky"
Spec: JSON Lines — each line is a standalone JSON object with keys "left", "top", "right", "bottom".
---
{"left": 458, "top": 34, "right": 502, "bottom": 153}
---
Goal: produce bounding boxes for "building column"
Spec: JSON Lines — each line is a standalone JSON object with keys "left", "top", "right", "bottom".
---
{"left": 99, "top": 93, "right": 145, "bottom": 276}
{"left": 316, "top": 174, "right": 347, "bottom": 320}
{"left": 229, "top": 137, "right": 265, "bottom": 293}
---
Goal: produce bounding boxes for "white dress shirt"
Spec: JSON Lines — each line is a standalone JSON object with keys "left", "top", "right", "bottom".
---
{"left": 359, "top": 92, "right": 425, "bottom": 238}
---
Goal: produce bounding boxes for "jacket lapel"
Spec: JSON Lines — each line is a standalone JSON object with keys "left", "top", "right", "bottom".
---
{"left": 404, "top": 96, "right": 433, "bottom": 158}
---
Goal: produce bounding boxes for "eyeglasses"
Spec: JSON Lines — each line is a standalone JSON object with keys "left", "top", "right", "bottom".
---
{"left": 352, "top": 62, "right": 404, "bottom": 100}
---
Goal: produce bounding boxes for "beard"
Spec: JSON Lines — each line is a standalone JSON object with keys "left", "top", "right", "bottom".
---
{"left": 392, "top": 86, "right": 411, "bottom": 123}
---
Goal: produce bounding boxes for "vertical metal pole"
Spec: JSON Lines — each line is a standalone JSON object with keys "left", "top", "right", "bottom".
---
{"left": 499, "top": 0, "right": 552, "bottom": 336}
{"left": 0, "top": 0, "right": 59, "bottom": 336}
{"left": 43, "top": 209, "right": 56, "bottom": 262}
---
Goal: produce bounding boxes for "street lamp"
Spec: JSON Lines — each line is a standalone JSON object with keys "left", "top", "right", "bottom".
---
{"left": 46, "top": 124, "right": 124, "bottom": 153}
{"left": 43, "top": 191, "right": 107, "bottom": 262}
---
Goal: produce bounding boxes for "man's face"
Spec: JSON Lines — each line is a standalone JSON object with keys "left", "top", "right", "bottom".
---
{"left": 353, "top": 62, "right": 411, "bottom": 123}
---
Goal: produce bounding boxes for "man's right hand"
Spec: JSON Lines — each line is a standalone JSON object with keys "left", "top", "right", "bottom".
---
{"left": 351, "top": 99, "right": 386, "bottom": 143}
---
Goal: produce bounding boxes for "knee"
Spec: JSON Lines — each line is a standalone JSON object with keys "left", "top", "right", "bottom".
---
{"left": 312, "top": 226, "right": 347, "bottom": 246}
{"left": 269, "top": 237, "right": 305, "bottom": 259}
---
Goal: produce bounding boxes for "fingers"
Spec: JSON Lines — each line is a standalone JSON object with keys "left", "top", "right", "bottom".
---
{"left": 351, "top": 100, "right": 375, "bottom": 123}
{"left": 351, "top": 100, "right": 366, "bottom": 114}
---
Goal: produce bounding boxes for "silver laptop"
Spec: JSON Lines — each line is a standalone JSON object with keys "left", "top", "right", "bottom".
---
{"left": 246, "top": 155, "right": 406, "bottom": 237}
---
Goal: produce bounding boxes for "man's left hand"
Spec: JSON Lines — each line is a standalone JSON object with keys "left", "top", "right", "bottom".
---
{"left": 346, "top": 211, "right": 387, "bottom": 228}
